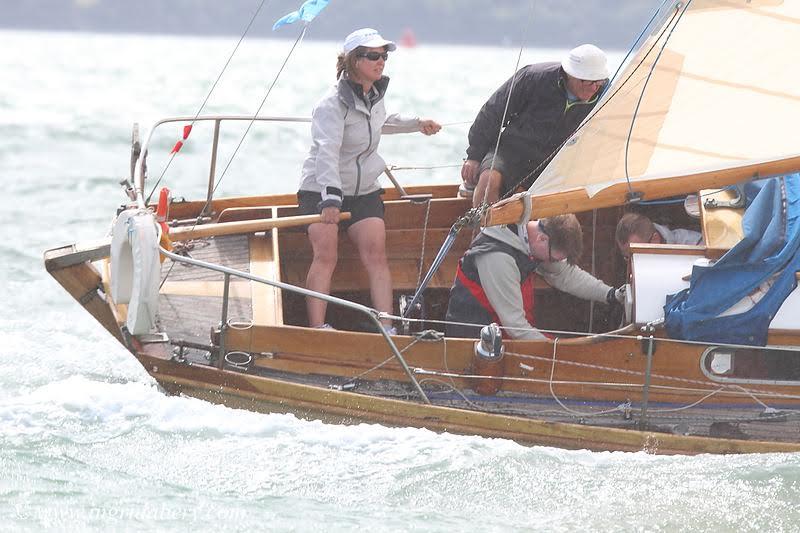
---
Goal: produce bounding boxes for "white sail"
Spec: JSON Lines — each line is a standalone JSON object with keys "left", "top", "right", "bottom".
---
{"left": 531, "top": 0, "right": 800, "bottom": 199}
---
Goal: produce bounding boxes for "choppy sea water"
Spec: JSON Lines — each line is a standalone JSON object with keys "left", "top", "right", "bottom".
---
{"left": 2, "top": 29, "right": 800, "bottom": 532}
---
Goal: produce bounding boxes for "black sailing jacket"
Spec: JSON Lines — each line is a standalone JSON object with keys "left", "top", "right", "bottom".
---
{"left": 465, "top": 62, "right": 599, "bottom": 192}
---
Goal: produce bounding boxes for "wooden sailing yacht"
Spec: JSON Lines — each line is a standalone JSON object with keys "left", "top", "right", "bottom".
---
{"left": 45, "top": 0, "right": 800, "bottom": 454}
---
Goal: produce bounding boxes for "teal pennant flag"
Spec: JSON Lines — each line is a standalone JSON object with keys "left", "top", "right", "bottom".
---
{"left": 272, "top": 0, "right": 331, "bottom": 30}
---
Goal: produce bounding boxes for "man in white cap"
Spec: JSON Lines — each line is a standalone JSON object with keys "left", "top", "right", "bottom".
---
{"left": 461, "top": 44, "right": 609, "bottom": 207}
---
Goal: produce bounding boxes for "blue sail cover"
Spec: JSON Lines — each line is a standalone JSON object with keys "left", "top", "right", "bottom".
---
{"left": 664, "top": 174, "right": 800, "bottom": 346}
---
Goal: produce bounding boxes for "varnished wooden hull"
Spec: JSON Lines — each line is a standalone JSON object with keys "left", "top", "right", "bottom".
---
{"left": 45, "top": 184, "right": 800, "bottom": 454}
{"left": 133, "top": 343, "right": 800, "bottom": 455}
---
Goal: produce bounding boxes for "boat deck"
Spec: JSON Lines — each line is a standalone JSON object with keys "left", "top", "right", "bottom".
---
{"left": 158, "top": 234, "right": 253, "bottom": 345}
{"left": 141, "top": 214, "right": 800, "bottom": 449}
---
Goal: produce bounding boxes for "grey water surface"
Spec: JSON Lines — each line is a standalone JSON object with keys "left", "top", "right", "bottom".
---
{"left": 1, "top": 30, "right": 799, "bottom": 532}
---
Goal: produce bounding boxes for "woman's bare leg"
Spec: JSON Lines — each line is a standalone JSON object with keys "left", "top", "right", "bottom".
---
{"left": 305, "top": 222, "right": 339, "bottom": 327}
{"left": 347, "top": 217, "right": 393, "bottom": 328}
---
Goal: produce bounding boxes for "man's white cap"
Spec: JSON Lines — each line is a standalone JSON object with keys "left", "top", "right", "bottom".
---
{"left": 561, "top": 44, "right": 609, "bottom": 80}
{"left": 343, "top": 28, "right": 396, "bottom": 54}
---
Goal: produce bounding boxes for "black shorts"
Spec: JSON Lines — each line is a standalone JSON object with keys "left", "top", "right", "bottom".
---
{"left": 297, "top": 189, "right": 385, "bottom": 228}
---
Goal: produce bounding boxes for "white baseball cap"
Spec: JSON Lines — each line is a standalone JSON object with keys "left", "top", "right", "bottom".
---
{"left": 561, "top": 44, "right": 609, "bottom": 81}
{"left": 343, "top": 28, "right": 397, "bottom": 54}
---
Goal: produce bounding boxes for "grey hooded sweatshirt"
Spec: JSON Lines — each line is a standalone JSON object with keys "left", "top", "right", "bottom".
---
{"left": 299, "top": 76, "right": 420, "bottom": 209}
{"left": 474, "top": 226, "right": 613, "bottom": 339}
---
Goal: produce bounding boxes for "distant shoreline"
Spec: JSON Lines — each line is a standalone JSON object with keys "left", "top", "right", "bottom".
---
{"left": 1, "top": 0, "right": 661, "bottom": 49}
{"left": 0, "top": 27, "right": 629, "bottom": 54}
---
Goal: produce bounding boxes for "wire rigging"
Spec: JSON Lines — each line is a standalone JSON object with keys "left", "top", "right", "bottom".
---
{"left": 499, "top": 1, "right": 683, "bottom": 201}
{"left": 159, "top": 23, "right": 309, "bottom": 288}
{"left": 480, "top": 0, "right": 537, "bottom": 207}
{"left": 195, "top": 25, "right": 309, "bottom": 216}
{"left": 623, "top": 0, "right": 691, "bottom": 193}
{"left": 145, "top": 0, "right": 271, "bottom": 205}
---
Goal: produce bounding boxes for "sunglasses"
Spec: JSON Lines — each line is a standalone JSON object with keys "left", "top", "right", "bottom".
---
{"left": 357, "top": 51, "right": 389, "bottom": 61}
{"left": 577, "top": 78, "right": 607, "bottom": 88}
{"left": 538, "top": 221, "right": 554, "bottom": 262}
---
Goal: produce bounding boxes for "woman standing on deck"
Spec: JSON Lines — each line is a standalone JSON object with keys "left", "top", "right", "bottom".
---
{"left": 298, "top": 28, "right": 441, "bottom": 333}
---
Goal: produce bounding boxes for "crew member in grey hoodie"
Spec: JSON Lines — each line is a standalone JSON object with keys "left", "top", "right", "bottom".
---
{"left": 298, "top": 28, "right": 441, "bottom": 332}
{"left": 446, "top": 214, "right": 622, "bottom": 339}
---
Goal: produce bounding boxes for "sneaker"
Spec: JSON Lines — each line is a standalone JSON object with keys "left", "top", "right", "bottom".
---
{"left": 382, "top": 325, "right": 397, "bottom": 336}
{"left": 315, "top": 323, "right": 336, "bottom": 330}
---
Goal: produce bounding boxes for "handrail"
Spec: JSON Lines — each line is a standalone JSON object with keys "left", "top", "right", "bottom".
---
{"left": 157, "top": 243, "right": 431, "bottom": 404}
{"left": 134, "top": 115, "right": 312, "bottom": 209}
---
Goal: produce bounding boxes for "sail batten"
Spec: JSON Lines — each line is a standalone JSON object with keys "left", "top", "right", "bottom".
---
{"left": 530, "top": 0, "right": 800, "bottom": 201}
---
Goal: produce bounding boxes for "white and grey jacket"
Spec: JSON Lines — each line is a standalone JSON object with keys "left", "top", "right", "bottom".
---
{"left": 299, "top": 76, "right": 420, "bottom": 209}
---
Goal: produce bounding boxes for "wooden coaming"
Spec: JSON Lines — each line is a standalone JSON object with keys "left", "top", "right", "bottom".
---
{"left": 222, "top": 325, "right": 800, "bottom": 408}
{"left": 249, "top": 228, "right": 282, "bottom": 325}
{"left": 279, "top": 228, "right": 471, "bottom": 291}
{"left": 162, "top": 184, "right": 461, "bottom": 221}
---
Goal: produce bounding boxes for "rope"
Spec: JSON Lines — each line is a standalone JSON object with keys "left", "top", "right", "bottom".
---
{"left": 438, "top": 121, "right": 473, "bottom": 127}
{"left": 344, "top": 333, "right": 429, "bottom": 384}
{"left": 385, "top": 314, "right": 800, "bottom": 415}
{"left": 387, "top": 312, "right": 800, "bottom": 356}
{"left": 338, "top": 314, "right": 800, "bottom": 421}
{"left": 195, "top": 25, "right": 308, "bottom": 220}
{"left": 159, "top": 24, "right": 308, "bottom": 289}
{"left": 481, "top": 1, "right": 536, "bottom": 208}
{"left": 418, "top": 378, "right": 484, "bottom": 409}
{"left": 415, "top": 199, "right": 432, "bottom": 288}
{"left": 441, "top": 336, "right": 456, "bottom": 387}
{"left": 412, "top": 367, "right": 796, "bottom": 399}
{"left": 646, "top": 387, "right": 726, "bottom": 414}
{"left": 623, "top": 0, "right": 690, "bottom": 193}
{"left": 500, "top": 2, "right": 683, "bottom": 201}
{"left": 360, "top": 305, "right": 800, "bottom": 421}
{"left": 385, "top": 163, "right": 462, "bottom": 171}
{"left": 411, "top": 367, "right": 800, "bottom": 426}
{"left": 145, "top": 0, "right": 271, "bottom": 204}
{"left": 546, "top": 337, "right": 626, "bottom": 417}
{"left": 340, "top": 328, "right": 464, "bottom": 402}
{"left": 506, "top": 350, "right": 800, "bottom": 400}
{"left": 603, "top": 0, "right": 673, "bottom": 99}
{"left": 588, "top": 208, "right": 597, "bottom": 331}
